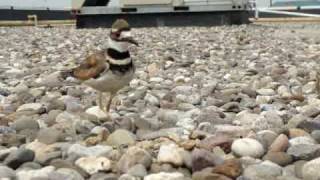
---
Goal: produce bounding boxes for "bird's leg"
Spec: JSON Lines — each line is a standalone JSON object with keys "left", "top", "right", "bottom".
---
{"left": 98, "top": 91, "right": 103, "bottom": 110}
{"left": 105, "top": 92, "right": 115, "bottom": 113}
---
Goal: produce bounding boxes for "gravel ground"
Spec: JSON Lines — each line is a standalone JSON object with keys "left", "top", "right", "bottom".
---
{"left": 0, "top": 24, "right": 320, "bottom": 180}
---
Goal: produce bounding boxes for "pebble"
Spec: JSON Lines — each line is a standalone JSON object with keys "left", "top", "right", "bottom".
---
{"left": 67, "top": 144, "right": 113, "bottom": 158}
{"left": 75, "top": 156, "right": 111, "bottom": 174}
{"left": 302, "top": 157, "right": 320, "bottom": 180}
{"left": 243, "top": 161, "right": 282, "bottom": 179}
{"left": 117, "top": 146, "right": 152, "bottom": 173}
{"left": 157, "top": 143, "right": 184, "bottom": 166}
{"left": 4, "top": 148, "right": 35, "bottom": 169}
{"left": 144, "top": 172, "right": 185, "bottom": 180}
{"left": 106, "top": 129, "right": 136, "bottom": 147}
{"left": 231, "top": 138, "right": 265, "bottom": 158}
{"left": 1, "top": 24, "right": 320, "bottom": 179}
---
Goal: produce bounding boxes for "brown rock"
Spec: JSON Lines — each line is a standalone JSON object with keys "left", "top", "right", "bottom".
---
{"left": 288, "top": 128, "right": 309, "bottom": 138}
{"left": 191, "top": 148, "right": 223, "bottom": 172}
{"left": 211, "top": 158, "right": 242, "bottom": 178}
{"left": 181, "top": 140, "right": 196, "bottom": 150}
{"left": 263, "top": 152, "right": 293, "bottom": 166}
{"left": 192, "top": 171, "right": 232, "bottom": 180}
{"left": 198, "top": 135, "right": 233, "bottom": 153}
{"left": 269, "top": 134, "right": 289, "bottom": 152}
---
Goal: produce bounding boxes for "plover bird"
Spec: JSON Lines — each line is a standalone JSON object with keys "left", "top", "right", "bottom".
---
{"left": 62, "top": 19, "right": 138, "bottom": 115}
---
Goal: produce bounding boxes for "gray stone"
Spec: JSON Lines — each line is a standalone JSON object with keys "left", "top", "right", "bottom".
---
{"left": 0, "top": 166, "right": 16, "bottom": 179}
{"left": 37, "top": 128, "right": 63, "bottom": 144}
{"left": 106, "top": 129, "right": 136, "bottom": 147}
{"left": 287, "top": 144, "right": 320, "bottom": 160}
{"left": 302, "top": 157, "right": 320, "bottom": 180}
{"left": 243, "top": 161, "right": 282, "bottom": 179}
{"left": 67, "top": 144, "right": 112, "bottom": 158}
{"left": 311, "top": 130, "right": 320, "bottom": 143}
{"left": 127, "top": 164, "right": 148, "bottom": 178}
{"left": 11, "top": 117, "right": 39, "bottom": 131}
{"left": 55, "top": 168, "right": 85, "bottom": 180}
{"left": 4, "top": 148, "right": 35, "bottom": 169}
{"left": 117, "top": 146, "right": 152, "bottom": 173}
{"left": 89, "top": 173, "right": 118, "bottom": 180}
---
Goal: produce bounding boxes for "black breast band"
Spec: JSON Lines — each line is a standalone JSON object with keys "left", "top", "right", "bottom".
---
{"left": 107, "top": 48, "right": 130, "bottom": 60}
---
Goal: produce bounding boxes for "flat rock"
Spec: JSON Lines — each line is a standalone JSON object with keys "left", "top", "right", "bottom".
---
{"left": 262, "top": 152, "right": 293, "bottom": 166}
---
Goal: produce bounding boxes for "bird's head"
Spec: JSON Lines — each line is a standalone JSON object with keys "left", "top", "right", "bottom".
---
{"left": 108, "top": 19, "right": 138, "bottom": 52}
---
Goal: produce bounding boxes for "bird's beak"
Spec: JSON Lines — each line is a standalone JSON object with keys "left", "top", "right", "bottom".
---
{"left": 121, "top": 31, "right": 139, "bottom": 46}
{"left": 126, "top": 37, "right": 139, "bottom": 46}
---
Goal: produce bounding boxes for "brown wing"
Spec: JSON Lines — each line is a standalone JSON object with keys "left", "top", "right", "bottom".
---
{"left": 73, "top": 51, "right": 108, "bottom": 80}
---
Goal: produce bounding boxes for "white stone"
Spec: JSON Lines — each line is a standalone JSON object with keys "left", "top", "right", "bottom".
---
{"left": 144, "top": 93, "right": 160, "bottom": 106}
{"left": 75, "top": 156, "right": 111, "bottom": 174}
{"left": 289, "top": 136, "right": 317, "bottom": 147}
{"left": 68, "top": 144, "right": 112, "bottom": 157}
{"left": 302, "top": 157, "right": 320, "bottom": 180}
{"left": 231, "top": 138, "right": 265, "bottom": 158}
{"left": 257, "top": 88, "right": 275, "bottom": 96}
{"left": 17, "top": 166, "right": 55, "bottom": 180}
{"left": 16, "top": 103, "right": 43, "bottom": 112}
{"left": 144, "top": 172, "right": 185, "bottom": 180}
{"left": 85, "top": 106, "right": 108, "bottom": 120}
{"left": 157, "top": 144, "right": 184, "bottom": 166}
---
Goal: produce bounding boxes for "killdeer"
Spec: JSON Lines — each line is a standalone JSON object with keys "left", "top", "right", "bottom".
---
{"left": 62, "top": 19, "right": 138, "bottom": 115}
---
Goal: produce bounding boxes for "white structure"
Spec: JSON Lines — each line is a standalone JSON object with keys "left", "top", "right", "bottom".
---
{"left": 0, "top": 0, "right": 71, "bottom": 10}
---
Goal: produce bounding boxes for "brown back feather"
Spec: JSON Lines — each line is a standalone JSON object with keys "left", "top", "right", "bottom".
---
{"left": 73, "top": 51, "right": 108, "bottom": 80}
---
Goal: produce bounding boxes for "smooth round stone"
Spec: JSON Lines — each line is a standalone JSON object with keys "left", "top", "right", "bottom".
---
{"left": 67, "top": 144, "right": 112, "bottom": 158}
{"left": 243, "top": 161, "right": 282, "bottom": 179}
{"left": 287, "top": 144, "right": 320, "bottom": 160}
{"left": 144, "top": 172, "right": 185, "bottom": 180}
{"left": 117, "top": 146, "right": 152, "bottom": 173}
{"left": 37, "top": 128, "right": 63, "bottom": 144}
{"left": 191, "top": 148, "right": 223, "bottom": 172}
{"left": 75, "top": 157, "right": 111, "bottom": 175}
{"left": 289, "top": 136, "right": 317, "bottom": 146}
{"left": 10, "top": 117, "right": 39, "bottom": 131}
{"left": 89, "top": 173, "right": 118, "bottom": 180}
{"left": 311, "top": 130, "right": 320, "bottom": 143}
{"left": 288, "top": 128, "right": 309, "bottom": 138}
{"left": 231, "top": 138, "right": 265, "bottom": 158}
{"left": 157, "top": 143, "right": 184, "bottom": 166}
{"left": 0, "top": 166, "right": 16, "bottom": 179}
{"left": 4, "top": 148, "right": 35, "bottom": 169}
{"left": 106, "top": 129, "right": 136, "bottom": 147}
{"left": 262, "top": 152, "right": 292, "bottom": 166}
{"left": 127, "top": 164, "right": 148, "bottom": 178}
{"left": 119, "top": 174, "right": 140, "bottom": 180}
{"left": 55, "top": 168, "right": 85, "bottom": 180}
{"left": 295, "top": 160, "right": 307, "bottom": 178}
{"left": 302, "top": 157, "right": 320, "bottom": 180}
{"left": 256, "top": 130, "right": 278, "bottom": 149}
{"left": 269, "top": 134, "right": 289, "bottom": 152}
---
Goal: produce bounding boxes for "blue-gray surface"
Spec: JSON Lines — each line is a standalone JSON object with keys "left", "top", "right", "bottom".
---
{"left": 0, "top": 0, "right": 71, "bottom": 10}
{"left": 272, "top": 0, "right": 320, "bottom": 6}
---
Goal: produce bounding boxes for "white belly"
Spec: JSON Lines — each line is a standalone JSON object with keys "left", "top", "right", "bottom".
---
{"left": 83, "top": 69, "right": 134, "bottom": 93}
